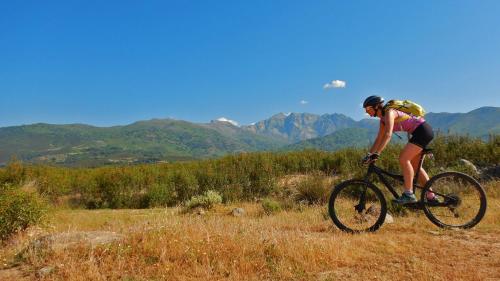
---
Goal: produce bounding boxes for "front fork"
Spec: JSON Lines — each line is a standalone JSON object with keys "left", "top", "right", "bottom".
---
{"left": 355, "top": 166, "right": 375, "bottom": 213}
{"left": 355, "top": 188, "right": 367, "bottom": 213}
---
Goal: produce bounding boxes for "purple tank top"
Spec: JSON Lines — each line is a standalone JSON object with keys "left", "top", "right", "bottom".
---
{"left": 381, "top": 110, "right": 425, "bottom": 134}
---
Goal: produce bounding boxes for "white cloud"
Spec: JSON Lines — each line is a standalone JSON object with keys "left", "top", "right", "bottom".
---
{"left": 216, "top": 117, "right": 239, "bottom": 126}
{"left": 324, "top": 80, "right": 346, "bottom": 89}
{"left": 300, "top": 100, "right": 308, "bottom": 105}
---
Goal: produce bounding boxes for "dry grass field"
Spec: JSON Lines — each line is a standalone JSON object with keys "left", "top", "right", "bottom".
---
{"left": 1, "top": 181, "right": 499, "bottom": 281}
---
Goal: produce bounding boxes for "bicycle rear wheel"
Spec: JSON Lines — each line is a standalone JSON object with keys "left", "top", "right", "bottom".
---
{"left": 328, "top": 180, "right": 387, "bottom": 233}
{"left": 422, "top": 172, "right": 487, "bottom": 229}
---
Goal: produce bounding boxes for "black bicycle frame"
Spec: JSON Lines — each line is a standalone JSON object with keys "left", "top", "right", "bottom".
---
{"left": 363, "top": 151, "right": 429, "bottom": 199}
{"left": 355, "top": 149, "right": 459, "bottom": 210}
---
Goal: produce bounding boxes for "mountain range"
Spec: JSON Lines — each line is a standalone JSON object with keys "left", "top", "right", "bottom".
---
{"left": 0, "top": 106, "right": 498, "bottom": 166}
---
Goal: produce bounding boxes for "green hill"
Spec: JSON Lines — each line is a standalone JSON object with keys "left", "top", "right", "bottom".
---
{"left": 0, "top": 119, "right": 285, "bottom": 166}
{"left": 284, "top": 128, "right": 375, "bottom": 151}
{"left": 0, "top": 107, "right": 498, "bottom": 166}
{"left": 425, "top": 107, "right": 500, "bottom": 137}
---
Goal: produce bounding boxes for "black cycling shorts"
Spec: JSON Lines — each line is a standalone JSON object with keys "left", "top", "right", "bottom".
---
{"left": 409, "top": 122, "right": 434, "bottom": 148}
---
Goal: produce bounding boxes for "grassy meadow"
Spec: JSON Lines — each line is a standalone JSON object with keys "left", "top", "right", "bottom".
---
{"left": 1, "top": 181, "right": 499, "bottom": 280}
{"left": 0, "top": 135, "right": 499, "bottom": 280}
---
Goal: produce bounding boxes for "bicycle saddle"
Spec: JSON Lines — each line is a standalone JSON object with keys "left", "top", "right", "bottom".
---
{"left": 422, "top": 148, "right": 433, "bottom": 155}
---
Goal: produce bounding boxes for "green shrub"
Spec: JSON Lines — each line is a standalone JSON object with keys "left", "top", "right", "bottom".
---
{"left": 261, "top": 198, "right": 282, "bottom": 215}
{"left": 220, "top": 183, "right": 244, "bottom": 203}
{"left": 93, "top": 169, "right": 133, "bottom": 208}
{"left": 146, "top": 182, "right": 176, "bottom": 207}
{"left": 0, "top": 184, "right": 48, "bottom": 240}
{"left": 34, "top": 167, "right": 73, "bottom": 202}
{"left": 0, "top": 158, "right": 25, "bottom": 185}
{"left": 185, "top": 190, "right": 222, "bottom": 211}
{"left": 172, "top": 169, "right": 199, "bottom": 202}
{"left": 0, "top": 135, "right": 496, "bottom": 210}
{"left": 294, "top": 174, "right": 330, "bottom": 205}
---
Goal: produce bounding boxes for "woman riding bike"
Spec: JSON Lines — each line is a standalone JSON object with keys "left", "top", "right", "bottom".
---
{"left": 362, "top": 95, "right": 435, "bottom": 204}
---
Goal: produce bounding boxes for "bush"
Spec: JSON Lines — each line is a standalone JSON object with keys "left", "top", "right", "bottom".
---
{"left": 146, "top": 182, "right": 176, "bottom": 207}
{"left": 219, "top": 183, "right": 244, "bottom": 203}
{"left": 0, "top": 135, "right": 496, "bottom": 210}
{"left": 84, "top": 168, "right": 149, "bottom": 209}
{"left": 261, "top": 198, "right": 282, "bottom": 215}
{"left": 184, "top": 190, "right": 222, "bottom": 211}
{"left": 294, "top": 173, "right": 331, "bottom": 205}
{"left": 0, "top": 184, "right": 48, "bottom": 240}
{"left": 0, "top": 158, "right": 25, "bottom": 185}
{"left": 172, "top": 169, "right": 199, "bottom": 202}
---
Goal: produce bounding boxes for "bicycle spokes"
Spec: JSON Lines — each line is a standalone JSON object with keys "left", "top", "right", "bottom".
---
{"left": 422, "top": 172, "right": 487, "bottom": 229}
{"left": 328, "top": 180, "right": 387, "bottom": 233}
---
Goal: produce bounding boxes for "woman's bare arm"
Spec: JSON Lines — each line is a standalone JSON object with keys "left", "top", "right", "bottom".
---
{"left": 370, "top": 122, "right": 385, "bottom": 154}
{"left": 375, "top": 110, "right": 395, "bottom": 154}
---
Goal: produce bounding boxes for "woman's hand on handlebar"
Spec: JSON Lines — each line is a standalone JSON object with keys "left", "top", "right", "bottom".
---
{"left": 362, "top": 152, "right": 379, "bottom": 164}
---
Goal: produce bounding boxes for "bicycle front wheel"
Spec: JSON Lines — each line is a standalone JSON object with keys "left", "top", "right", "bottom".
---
{"left": 422, "top": 172, "right": 487, "bottom": 229}
{"left": 328, "top": 180, "right": 387, "bottom": 233}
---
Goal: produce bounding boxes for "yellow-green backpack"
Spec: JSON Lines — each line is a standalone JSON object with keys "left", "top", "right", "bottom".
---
{"left": 383, "top": 99, "right": 426, "bottom": 117}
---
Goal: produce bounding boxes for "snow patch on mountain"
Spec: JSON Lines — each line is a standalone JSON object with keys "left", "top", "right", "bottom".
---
{"left": 216, "top": 117, "right": 239, "bottom": 126}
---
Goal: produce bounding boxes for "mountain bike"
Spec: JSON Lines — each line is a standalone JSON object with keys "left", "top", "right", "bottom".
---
{"left": 328, "top": 148, "right": 487, "bottom": 233}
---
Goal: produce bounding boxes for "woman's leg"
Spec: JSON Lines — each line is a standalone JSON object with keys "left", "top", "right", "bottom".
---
{"left": 410, "top": 154, "right": 429, "bottom": 186}
{"left": 399, "top": 143, "right": 423, "bottom": 192}
{"left": 411, "top": 154, "right": 436, "bottom": 199}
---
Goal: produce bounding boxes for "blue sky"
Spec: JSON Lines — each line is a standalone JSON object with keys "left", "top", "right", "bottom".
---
{"left": 1, "top": 1, "right": 499, "bottom": 127}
